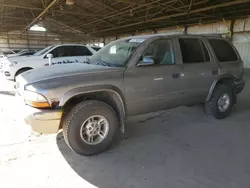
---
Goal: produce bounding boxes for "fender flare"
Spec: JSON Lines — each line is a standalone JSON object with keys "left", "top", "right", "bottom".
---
{"left": 206, "top": 74, "right": 236, "bottom": 102}
{"left": 59, "top": 85, "right": 126, "bottom": 118}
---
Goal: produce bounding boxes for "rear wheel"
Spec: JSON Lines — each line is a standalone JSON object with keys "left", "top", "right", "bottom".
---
{"left": 205, "top": 84, "right": 233, "bottom": 119}
{"left": 62, "top": 100, "right": 119, "bottom": 156}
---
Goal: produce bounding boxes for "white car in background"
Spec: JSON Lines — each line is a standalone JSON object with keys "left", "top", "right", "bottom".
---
{"left": 0, "top": 44, "right": 97, "bottom": 81}
{"left": 6, "top": 49, "right": 37, "bottom": 58}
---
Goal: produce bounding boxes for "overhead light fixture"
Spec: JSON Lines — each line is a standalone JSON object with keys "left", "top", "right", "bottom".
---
{"left": 29, "top": 25, "right": 46, "bottom": 32}
{"left": 66, "top": 0, "right": 75, "bottom": 5}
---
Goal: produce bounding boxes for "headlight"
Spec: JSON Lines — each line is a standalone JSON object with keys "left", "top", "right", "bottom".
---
{"left": 8, "top": 61, "right": 18, "bottom": 67}
{"left": 24, "top": 90, "right": 50, "bottom": 108}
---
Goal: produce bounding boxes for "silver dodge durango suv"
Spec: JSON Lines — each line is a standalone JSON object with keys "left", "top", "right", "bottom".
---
{"left": 16, "top": 34, "right": 245, "bottom": 156}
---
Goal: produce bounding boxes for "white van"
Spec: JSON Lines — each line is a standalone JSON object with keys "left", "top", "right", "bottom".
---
{"left": 1, "top": 44, "right": 97, "bottom": 81}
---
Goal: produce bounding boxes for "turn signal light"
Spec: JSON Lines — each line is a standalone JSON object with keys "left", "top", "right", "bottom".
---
{"left": 25, "top": 100, "right": 50, "bottom": 108}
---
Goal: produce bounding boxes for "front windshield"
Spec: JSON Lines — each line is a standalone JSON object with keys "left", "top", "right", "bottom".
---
{"left": 88, "top": 38, "right": 145, "bottom": 67}
{"left": 33, "top": 45, "right": 55, "bottom": 56}
{"left": 17, "top": 50, "right": 27, "bottom": 54}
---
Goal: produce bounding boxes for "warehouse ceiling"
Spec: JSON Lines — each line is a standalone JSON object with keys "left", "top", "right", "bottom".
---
{"left": 0, "top": 0, "right": 250, "bottom": 39}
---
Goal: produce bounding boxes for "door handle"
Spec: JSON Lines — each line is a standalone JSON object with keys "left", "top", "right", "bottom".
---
{"left": 154, "top": 77, "right": 163, "bottom": 81}
{"left": 172, "top": 72, "right": 180, "bottom": 79}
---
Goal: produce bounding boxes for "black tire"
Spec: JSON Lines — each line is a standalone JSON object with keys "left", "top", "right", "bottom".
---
{"left": 14, "top": 68, "right": 32, "bottom": 81}
{"left": 205, "top": 84, "right": 233, "bottom": 119}
{"left": 62, "top": 100, "right": 119, "bottom": 156}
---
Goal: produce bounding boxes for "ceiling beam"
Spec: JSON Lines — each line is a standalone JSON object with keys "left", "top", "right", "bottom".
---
{"left": 1, "top": 16, "right": 33, "bottom": 20}
{"left": 76, "top": 0, "right": 177, "bottom": 28}
{"left": 46, "top": 18, "right": 86, "bottom": 34}
{"left": 188, "top": 0, "right": 195, "bottom": 12}
{"left": 20, "top": 0, "right": 61, "bottom": 35}
{"left": 0, "top": 3, "right": 101, "bottom": 17}
{"left": 108, "top": 0, "right": 208, "bottom": 27}
{"left": 90, "top": 0, "right": 250, "bottom": 34}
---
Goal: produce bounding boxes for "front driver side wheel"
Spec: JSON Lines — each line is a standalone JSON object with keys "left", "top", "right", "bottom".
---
{"left": 205, "top": 84, "right": 233, "bottom": 119}
{"left": 62, "top": 100, "right": 119, "bottom": 156}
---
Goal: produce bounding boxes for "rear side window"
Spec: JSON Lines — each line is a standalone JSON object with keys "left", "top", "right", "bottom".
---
{"left": 73, "top": 46, "right": 93, "bottom": 56}
{"left": 209, "top": 39, "right": 238, "bottom": 62}
{"left": 50, "top": 46, "right": 71, "bottom": 57}
{"left": 179, "top": 38, "right": 210, "bottom": 63}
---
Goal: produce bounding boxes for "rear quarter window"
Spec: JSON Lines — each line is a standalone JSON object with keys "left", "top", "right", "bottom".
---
{"left": 209, "top": 39, "right": 238, "bottom": 62}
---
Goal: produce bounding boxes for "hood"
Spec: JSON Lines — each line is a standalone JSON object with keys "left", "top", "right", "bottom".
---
{"left": 17, "top": 63, "right": 122, "bottom": 84}
{"left": 7, "top": 55, "right": 39, "bottom": 61}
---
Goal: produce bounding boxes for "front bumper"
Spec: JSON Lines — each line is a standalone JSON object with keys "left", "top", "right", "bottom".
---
{"left": 235, "top": 78, "right": 245, "bottom": 94}
{"left": 24, "top": 106, "right": 62, "bottom": 134}
{"left": 17, "top": 96, "right": 62, "bottom": 134}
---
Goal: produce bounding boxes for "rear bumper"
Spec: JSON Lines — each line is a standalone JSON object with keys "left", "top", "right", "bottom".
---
{"left": 234, "top": 78, "right": 245, "bottom": 94}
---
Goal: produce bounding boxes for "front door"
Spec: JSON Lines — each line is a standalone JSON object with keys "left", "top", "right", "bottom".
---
{"left": 124, "top": 38, "right": 185, "bottom": 116}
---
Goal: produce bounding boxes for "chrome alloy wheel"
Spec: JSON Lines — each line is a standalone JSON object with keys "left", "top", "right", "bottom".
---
{"left": 80, "top": 115, "right": 109, "bottom": 145}
{"left": 217, "top": 93, "right": 230, "bottom": 112}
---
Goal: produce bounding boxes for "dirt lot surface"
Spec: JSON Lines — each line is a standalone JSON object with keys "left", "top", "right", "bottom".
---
{"left": 0, "top": 73, "right": 250, "bottom": 188}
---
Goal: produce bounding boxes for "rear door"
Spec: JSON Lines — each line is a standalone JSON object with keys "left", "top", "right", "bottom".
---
{"left": 124, "top": 38, "right": 186, "bottom": 116}
{"left": 207, "top": 37, "right": 243, "bottom": 79}
{"left": 176, "top": 36, "right": 218, "bottom": 102}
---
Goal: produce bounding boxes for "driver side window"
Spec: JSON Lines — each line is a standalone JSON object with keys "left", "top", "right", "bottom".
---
{"left": 49, "top": 46, "right": 74, "bottom": 58}
{"left": 140, "top": 39, "right": 174, "bottom": 65}
{"left": 49, "top": 46, "right": 63, "bottom": 58}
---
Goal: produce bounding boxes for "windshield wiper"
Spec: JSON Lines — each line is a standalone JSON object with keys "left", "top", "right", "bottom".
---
{"left": 95, "top": 60, "right": 110, "bottom": 67}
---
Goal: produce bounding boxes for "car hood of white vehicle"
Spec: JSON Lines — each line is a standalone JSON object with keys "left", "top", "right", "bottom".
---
{"left": 17, "top": 63, "right": 121, "bottom": 85}
{"left": 8, "top": 55, "right": 39, "bottom": 62}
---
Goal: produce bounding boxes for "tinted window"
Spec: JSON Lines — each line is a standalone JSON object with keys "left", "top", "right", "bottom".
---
{"left": 179, "top": 38, "right": 209, "bottom": 63}
{"left": 74, "top": 46, "right": 92, "bottom": 56}
{"left": 209, "top": 39, "right": 238, "bottom": 62}
{"left": 49, "top": 46, "right": 92, "bottom": 57}
{"left": 141, "top": 39, "right": 174, "bottom": 65}
{"left": 50, "top": 46, "right": 73, "bottom": 57}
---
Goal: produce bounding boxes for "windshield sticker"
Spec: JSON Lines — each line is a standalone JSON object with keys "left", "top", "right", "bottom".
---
{"left": 129, "top": 38, "right": 145, "bottom": 43}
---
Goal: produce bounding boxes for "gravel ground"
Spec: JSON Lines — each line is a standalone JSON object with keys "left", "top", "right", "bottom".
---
{"left": 0, "top": 73, "right": 250, "bottom": 188}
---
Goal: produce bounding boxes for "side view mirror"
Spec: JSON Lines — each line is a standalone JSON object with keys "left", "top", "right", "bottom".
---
{"left": 46, "top": 53, "right": 53, "bottom": 58}
{"left": 137, "top": 56, "right": 155, "bottom": 66}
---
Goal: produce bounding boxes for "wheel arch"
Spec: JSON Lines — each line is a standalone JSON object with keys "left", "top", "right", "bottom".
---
{"left": 206, "top": 74, "right": 236, "bottom": 102}
{"left": 15, "top": 67, "right": 33, "bottom": 79}
{"left": 60, "top": 85, "right": 126, "bottom": 127}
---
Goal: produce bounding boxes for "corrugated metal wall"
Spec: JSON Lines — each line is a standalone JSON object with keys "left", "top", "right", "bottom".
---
{"left": 232, "top": 19, "right": 250, "bottom": 68}
{"left": 233, "top": 33, "right": 250, "bottom": 68}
